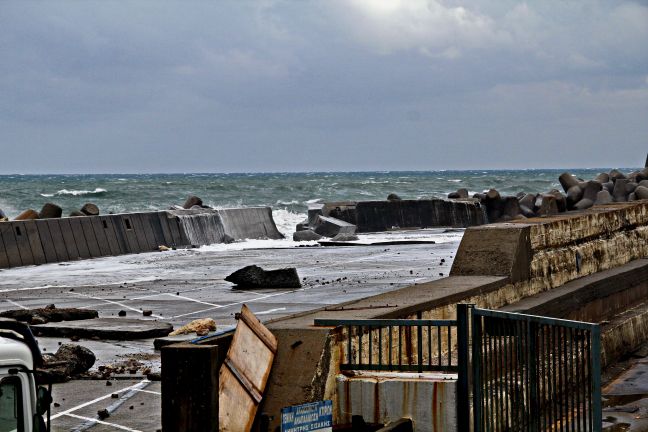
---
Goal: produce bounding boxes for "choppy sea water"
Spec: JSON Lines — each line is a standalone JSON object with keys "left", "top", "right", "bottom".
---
{"left": 0, "top": 169, "right": 638, "bottom": 238}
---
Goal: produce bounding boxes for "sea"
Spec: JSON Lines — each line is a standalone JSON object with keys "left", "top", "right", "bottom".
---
{"left": 0, "top": 169, "right": 637, "bottom": 239}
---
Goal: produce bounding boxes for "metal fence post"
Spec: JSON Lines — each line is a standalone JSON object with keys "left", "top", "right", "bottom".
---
{"left": 591, "top": 325, "right": 602, "bottom": 431}
{"left": 457, "top": 304, "right": 470, "bottom": 432}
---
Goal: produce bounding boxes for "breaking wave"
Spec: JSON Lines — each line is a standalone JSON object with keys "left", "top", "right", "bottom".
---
{"left": 41, "top": 188, "right": 108, "bottom": 197}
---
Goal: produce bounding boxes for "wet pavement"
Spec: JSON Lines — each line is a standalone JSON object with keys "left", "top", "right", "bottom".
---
{"left": 0, "top": 229, "right": 462, "bottom": 431}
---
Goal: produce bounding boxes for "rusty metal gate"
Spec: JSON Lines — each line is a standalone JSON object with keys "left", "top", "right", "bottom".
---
{"left": 471, "top": 307, "right": 602, "bottom": 432}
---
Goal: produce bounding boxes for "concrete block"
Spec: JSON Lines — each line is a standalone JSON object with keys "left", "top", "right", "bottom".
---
{"left": 0, "top": 222, "right": 22, "bottom": 267}
{"left": 34, "top": 220, "right": 58, "bottom": 263}
{"left": 79, "top": 217, "right": 101, "bottom": 257}
{"left": 90, "top": 217, "right": 112, "bottom": 256}
{"left": 24, "top": 221, "right": 47, "bottom": 265}
{"left": 134, "top": 213, "right": 159, "bottom": 251}
{"left": 98, "top": 216, "right": 122, "bottom": 255}
{"left": 68, "top": 217, "right": 91, "bottom": 259}
{"left": 157, "top": 212, "right": 176, "bottom": 247}
{"left": 313, "top": 215, "right": 357, "bottom": 238}
{"left": 0, "top": 229, "right": 10, "bottom": 269}
{"left": 129, "top": 214, "right": 153, "bottom": 252}
{"left": 144, "top": 213, "right": 167, "bottom": 247}
{"left": 119, "top": 214, "right": 142, "bottom": 253}
{"left": 46, "top": 220, "right": 70, "bottom": 262}
{"left": 58, "top": 218, "right": 81, "bottom": 260}
{"left": 12, "top": 222, "right": 35, "bottom": 266}
{"left": 336, "top": 372, "right": 457, "bottom": 432}
{"left": 161, "top": 343, "right": 219, "bottom": 432}
{"left": 107, "top": 215, "right": 131, "bottom": 254}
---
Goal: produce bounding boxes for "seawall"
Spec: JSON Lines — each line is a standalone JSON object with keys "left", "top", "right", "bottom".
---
{"left": 252, "top": 200, "right": 648, "bottom": 428}
{"left": 0, "top": 207, "right": 282, "bottom": 269}
{"left": 318, "top": 199, "right": 486, "bottom": 232}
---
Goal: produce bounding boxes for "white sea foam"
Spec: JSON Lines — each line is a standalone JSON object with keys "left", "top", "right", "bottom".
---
{"left": 41, "top": 188, "right": 108, "bottom": 197}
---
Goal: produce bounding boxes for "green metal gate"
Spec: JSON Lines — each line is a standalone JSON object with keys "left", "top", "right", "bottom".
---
{"left": 471, "top": 307, "right": 602, "bottom": 432}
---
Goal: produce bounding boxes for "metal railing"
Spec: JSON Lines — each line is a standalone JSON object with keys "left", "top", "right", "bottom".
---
{"left": 314, "top": 317, "right": 462, "bottom": 373}
{"left": 471, "top": 307, "right": 602, "bottom": 432}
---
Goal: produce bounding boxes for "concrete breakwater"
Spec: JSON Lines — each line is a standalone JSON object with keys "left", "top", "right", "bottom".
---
{"left": 304, "top": 198, "right": 486, "bottom": 234}
{"left": 0, "top": 207, "right": 282, "bottom": 269}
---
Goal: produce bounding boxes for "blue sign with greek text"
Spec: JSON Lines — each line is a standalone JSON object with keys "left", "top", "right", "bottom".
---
{"left": 281, "top": 400, "right": 333, "bottom": 432}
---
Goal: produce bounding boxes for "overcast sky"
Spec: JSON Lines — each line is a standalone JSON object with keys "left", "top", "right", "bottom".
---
{"left": 1, "top": 0, "right": 647, "bottom": 173}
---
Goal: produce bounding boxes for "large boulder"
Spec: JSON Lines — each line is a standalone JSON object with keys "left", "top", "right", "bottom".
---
{"left": 331, "top": 233, "right": 360, "bottom": 242}
{"left": 582, "top": 181, "right": 602, "bottom": 202}
{"left": 574, "top": 198, "right": 594, "bottom": 210}
{"left": 609, "top": 169, "right": 627, "bottom": 182}
{"left": 612, "top": 179, "right": 629, "bottom": 202}
{"left": 39, "top": 344, "right": 96, "bottom": 383}
{"left": 594, "top": 172, "right": 610, "bottom": 183}
{"left": 0, "top": 208, "right": 6, "bottom": 222}
{"left": 558, "top": 172, "right": 580, "bottom": 193}
{"left": 225, "top": 265, "right": 301, "bottom": 289}
{"left": 15, "top": 209, "right": 39, "bottom": 220}
{"left": 537, "top": 194, "right": 558, "bottom": 216}
{"left": 595, "top": 190, "right": 613, "bottom": 205}
{"left": 387, "top": 193, "right": 402, "bottom": 201}
{"left": 182, "top": 195, "right": 203, "bottom": 209}
{"left": 39, "top": 203, "right": 63, "bottom": 219}
{"left": 80, "top": 203, "right": 100, "bottom": 216}
{"left": 448, "top": 189, "right": 469, "bottom": 199}
{"left": 635, "top": 186, "right": 648, "bottom": 200}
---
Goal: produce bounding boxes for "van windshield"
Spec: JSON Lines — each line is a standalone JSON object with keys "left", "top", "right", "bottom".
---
{"left": 0, "top": 376, "right": 24, "bottom": 432}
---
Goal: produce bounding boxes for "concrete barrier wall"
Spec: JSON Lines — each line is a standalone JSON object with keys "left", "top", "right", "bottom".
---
{"left": 323, "top": 199, "right": 486, "bottom": 232}
{"left": 0, "top": 207, "right": 282, "bottom": 269}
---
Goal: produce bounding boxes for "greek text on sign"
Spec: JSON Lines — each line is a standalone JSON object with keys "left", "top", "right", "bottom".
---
{"left": 281, "top": 400, "right": 333, "bottom": 432}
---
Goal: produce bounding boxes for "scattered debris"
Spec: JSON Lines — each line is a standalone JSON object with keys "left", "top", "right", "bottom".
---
{"left": 97, "top": 409, "right": 110, "bottom": 420}
{"left": 225, "top": 265, "right": 302, "bottom": 289}
{"left": 169, "top": 318, "right": 216, "bottom": 336}
{"left": 0, "top": 305, "right": 98, "bottom": 325}
{"left": 158, "top": 245, "right": 171, "bottom": 251}
{"left": 118, "top": 310, "right": 127, "bottom": 317}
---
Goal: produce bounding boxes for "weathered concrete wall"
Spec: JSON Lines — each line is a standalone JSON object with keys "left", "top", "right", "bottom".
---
{"left": 319, "top": 199, "right": 486, "bottom": 232}
{"left": 336, "top": 372, "right": 457, "bottom": 431}
{"left": 452, "top": 202, "right": 648, "bottom": 300}
{"left": 0, "top": 207, "right": 282, "bottom": 269}
{"left": 261, "top": 201, "right": 648, "bottom": 429}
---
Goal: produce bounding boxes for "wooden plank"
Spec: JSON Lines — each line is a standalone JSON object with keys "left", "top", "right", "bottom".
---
{"left": 13, "top": 222, "right": 35, "bottom": 266}
{"left": 24, "top": 220, "right": 47, "bottom": 265}
{"left": 157, "top": 212, "right": 175, "bottom": 247}
{"left": 90, "top": 217, "right": 111, "bottom": 256}
{"left": 67, "top": 217, "right": 91, "bottom": 259}
{"left": 0, "top": 223, "right": 22, "bottom": 267}
{"left": 46, "top": 220, "right": 69, "bottom": 262}
{"left": 80, "top": 218, "right": 101, "bottom": 258}
{"left": 58, "top": 218, "right": 80, "bottom": 260}
{"left": 219, "top": 305, "right": 276, "bottom": 431}
{"left": 0, "top": 224, "right": 11, "bottom": 269}
{"left": 99, "top": 216, "right": 122, "bottom": 256}
{"left": 119, "top": 215, "right": 141, "bottom": 253}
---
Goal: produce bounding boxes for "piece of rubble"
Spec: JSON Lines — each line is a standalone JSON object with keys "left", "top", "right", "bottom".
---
{"left": 32, "top": 318, "right": 173, "bottom": 340}
{"left": 169, "top": 318, "right": 216, "bottom": 336}
{"left": 0, "top": 305, "right": 98, "bottom": 325}
{"left": 37, "top": 344, "right": 96, "bottom": 383}
{"left": 293, "top": 230, "right": 323, "bottom": 242}
{"left": 225, "top": 265, "right": 302, "bottom": 289}
{"left": 331, "top": 233, "right": 360, "bottom": 242}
